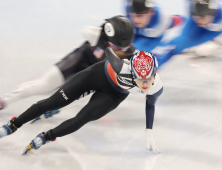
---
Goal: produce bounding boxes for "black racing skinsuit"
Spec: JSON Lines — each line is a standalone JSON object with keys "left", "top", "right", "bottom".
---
{"left": 14, "top": 61, "right": 129, "bottom": 139}
{"left": 54, "top": 31, "right": 134, "bottom": 99}
{"left": 56, "top": 37, "right": 107, "bottom": 80}
{"left": 56, "top": 31, "right": 135, "bottom": 80}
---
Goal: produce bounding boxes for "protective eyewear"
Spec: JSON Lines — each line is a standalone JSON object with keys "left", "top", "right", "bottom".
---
{"left": 108, "top": 42, "right": 130, "bottom": 52}
{"left": 135, "top": 77, "right": 153, "bottom": 84}
{"left": 129, "top": 12, "right": 149, "bottom": 18}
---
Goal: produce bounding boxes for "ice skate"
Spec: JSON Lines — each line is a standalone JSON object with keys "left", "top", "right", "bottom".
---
{"left": 30, "top": 110, "right": 60, "bottom": 124}
{"left": 0, "top": 117, "right": 18, "bottom": 138}
{"left": 44, "top": 110, "right": 60, "bottom": 118}
{"left": 30, "top": 117, "right": 41, "bottom": 124}
{"left": 22, "top": 132, "right": 55, "bottom": 155}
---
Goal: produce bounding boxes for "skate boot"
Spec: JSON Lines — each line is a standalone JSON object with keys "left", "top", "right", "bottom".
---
{"left": 0, "top": 98, "right": 5, "bottom": 110}
{"left": 30, "top": 110, "right": 60, "bottom": 124}
{"left": 30, "top": 117, "right": 41, "bottom": 124}
{"left": 22, "top": 132, "right": 56, "bottom": 155}
{"left": 0, "top": 117, "right": 18, "bottom": 138}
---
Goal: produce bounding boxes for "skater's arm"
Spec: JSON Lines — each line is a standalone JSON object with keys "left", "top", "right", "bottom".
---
{"left": 145, "top": 87, "right": 163, "bottom": 153}
{"left": 145, "top": 87, "right": 163, "bottom": 129}
{"left": 145, "top": 104, "right": 155, "bottom": 129}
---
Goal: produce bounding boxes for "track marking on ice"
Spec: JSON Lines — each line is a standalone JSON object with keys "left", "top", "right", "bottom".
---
{"left": 61, "top": 142, "right": 87, "bottom": 170}
{"left": 120, "top": 132, "right": 140, "bottom": 154}
{"left": 174, "top": 128, "right": 222, "bottom": 170}
{"left": 162, "top": 125, "right": 222, "bottom": 170}
{"left": 28, "top": 154, "right": 36, "bottom": 163}
{"left": 119, "top": 131, "right": 162, "bottom": 170}
{"left": 190, "top": 64, "right": 201, "bottom": 67}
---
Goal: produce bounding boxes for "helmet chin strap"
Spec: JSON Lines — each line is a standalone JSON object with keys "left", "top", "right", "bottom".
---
{"left": 132, "top": 76, "right": 138, "bottom": 87}
{"left": 152, "top": 73, "right": 156, "bottom": 85}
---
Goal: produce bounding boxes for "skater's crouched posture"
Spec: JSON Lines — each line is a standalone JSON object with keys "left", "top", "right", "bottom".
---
{"left": 0, "top": 48, "right": 163, "bottom": 154}
{"left": 0, "top": 15, "right": 135, "bottom": 123}
{"left": 0, "top": 15, "right": 135, "bottom": 111}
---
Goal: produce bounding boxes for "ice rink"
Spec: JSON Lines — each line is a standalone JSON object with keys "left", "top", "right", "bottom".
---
{"left": 1, "top": 0, "right": 222, "bottom": 170}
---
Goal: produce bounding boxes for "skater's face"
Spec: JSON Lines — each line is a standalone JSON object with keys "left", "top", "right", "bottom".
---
{"left": 129, "top": 9, "right": 154, "bottom": 27}
{"left": 134, "top": 75, "right": 155, "bottom": 93}
{"left": 192, "top": 15, "right": 214, "bottom": 27}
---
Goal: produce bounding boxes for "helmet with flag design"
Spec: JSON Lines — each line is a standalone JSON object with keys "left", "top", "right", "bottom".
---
{"left": 130, "top": 51, "right": 158, "bottom": 79}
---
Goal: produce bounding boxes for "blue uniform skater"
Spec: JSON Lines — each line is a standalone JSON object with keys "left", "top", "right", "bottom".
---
{"left": 125, "top": 0, "right": 184, "bottom": 52}
{"left": 155, "top": 0, "right": 222, "bottom": 67}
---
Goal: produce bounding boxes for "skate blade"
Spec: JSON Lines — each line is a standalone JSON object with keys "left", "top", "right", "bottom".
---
{"left": 30, "top": 117, "right": 41, "bottom": 124}
{"left": 22, "top": 144, "right": 33, "bottom": 155}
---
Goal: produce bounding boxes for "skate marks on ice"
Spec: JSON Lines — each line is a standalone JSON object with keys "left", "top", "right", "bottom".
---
{"left": 0, "top": 123, "right": 83, "bottom": 170}
{"left": 154, "top": 55, "right": 222, "bottom": 170}
{"left": 0, "top": 53, "right": 222, "bottom": 170}
{"left": 0, "top": 54, "right": 222, "bottom": 170}
{"left": 0, "top": 1, "right": 222, "bottom": 168}
{"left": 1, "top": 1, "right": 221, "bottom": 170}
{"left": 160, "top": 125, "right": 222, "bottom": 170}
{"left": 0, "top": 130, "right": 25, "bottom": 168}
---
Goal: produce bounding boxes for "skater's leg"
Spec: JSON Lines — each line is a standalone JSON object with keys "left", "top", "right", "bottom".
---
{"left": 14, "top": 63, "right": 100, "bottom": 127}
{"left": 1, "top": 58, "right": 105, "bottom": 125}
{"left": 49, "top": 91, "right": 128, "bottom": 139}
{"left": 0, "top": 60, "right": 115, "bottom": 139}
{"left": 22, "top": 91, "right": 127, "bottom": 153}
{"left": 0, "top": 42, "right": 92, "bottom": 109}
{"left": 0, "top": 65, "right": 65, "bottom": 107}
{"left": 29, "top": 43, "right": 95, "bottom": 121}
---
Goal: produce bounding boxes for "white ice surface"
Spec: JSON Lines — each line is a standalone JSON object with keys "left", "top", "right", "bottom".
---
{"left": 1, "top": 1, "right": 222, "bottom": 170}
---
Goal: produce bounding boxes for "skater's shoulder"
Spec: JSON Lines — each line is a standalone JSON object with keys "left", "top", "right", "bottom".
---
{"left": 138, "top": 5, "right": 172, "bottom": 37}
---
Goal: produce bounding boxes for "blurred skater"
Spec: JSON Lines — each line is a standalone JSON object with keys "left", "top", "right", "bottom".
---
{"left": 0, "top": 16, "right": 135, "bottom": 120}
{"left": 186, "top": 33, "right": 222, "bottom": 58}
{"left": 153, "top": 0, "right": 222, "bottom": 66}
{"left": 125, "top": 0, "right": 185, "bottom": 52}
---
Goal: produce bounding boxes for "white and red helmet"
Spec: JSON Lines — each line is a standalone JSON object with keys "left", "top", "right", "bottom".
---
{"left": 130, "top": 51, "right": 158, "bottom": 79}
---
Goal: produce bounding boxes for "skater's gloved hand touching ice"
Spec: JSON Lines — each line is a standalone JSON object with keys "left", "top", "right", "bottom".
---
{"left": 145, "top": 85, "right": 163, "bottom": 154}
{"left": 146, "top": 129, "right": 161, "bottom": 154}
